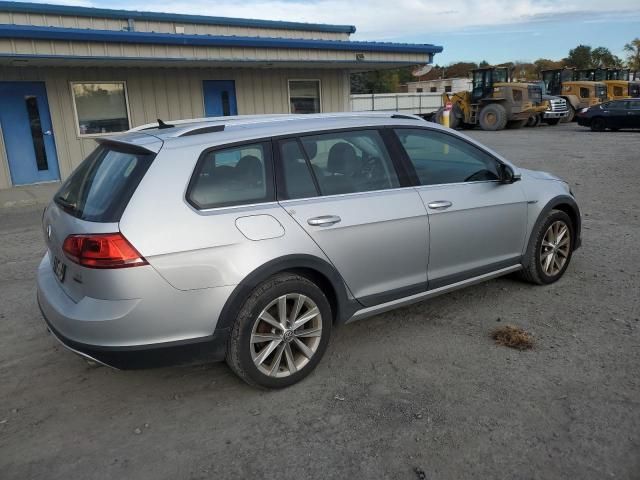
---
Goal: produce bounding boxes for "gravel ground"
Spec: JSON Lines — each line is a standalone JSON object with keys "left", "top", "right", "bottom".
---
{"left": 1, "top": 123, "right": 639, "bottom": 480}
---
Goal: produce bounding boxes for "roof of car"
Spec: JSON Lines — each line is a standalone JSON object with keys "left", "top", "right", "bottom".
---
{"left": 104, "top": 113, "right": 434, "bottom": 149}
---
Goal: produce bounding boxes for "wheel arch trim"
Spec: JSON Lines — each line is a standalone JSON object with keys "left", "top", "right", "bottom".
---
{"left": 214, "top": 254, "right": 359, "bottom": 334}
{"left": 527, "top": 195, "right": 582, "bottom": 255}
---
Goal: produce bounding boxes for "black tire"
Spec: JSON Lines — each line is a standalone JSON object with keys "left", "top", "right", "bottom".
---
{"left": 590, "top": 117, "right": 606, "bottom": 132}
{"left": 448, "top": 104, "right": 462, "bottom": 129}
{"left": 478, "top": 103, "right": 508, "bottom": 131}
{"left": 526, "top": 115, "right": 537, "bottom": 127}
{"left": 226, "top": 273, "right": 332, "bottom": 388}
{"left": 506, "top": 119, "right": 527, "bottom": 129}
{"left": 545, "top": 118, "right": 560, "bottom": 126}
{"left": 519, "top": 210, "right": 575, "bottom": 285}
{"left": 561, "top": 105, "right": 575, "bottom": 123}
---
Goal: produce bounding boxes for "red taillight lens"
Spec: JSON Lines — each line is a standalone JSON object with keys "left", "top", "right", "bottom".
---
{"left": 62, "top": 233, "right": 148, "bottom": 269}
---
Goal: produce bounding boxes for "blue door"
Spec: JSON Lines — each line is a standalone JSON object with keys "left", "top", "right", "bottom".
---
{"left": 203, "top": 80, "right": 238, "bottom": 117}
{"left": 0, "top": 82, "right": 60, "bottom": 185}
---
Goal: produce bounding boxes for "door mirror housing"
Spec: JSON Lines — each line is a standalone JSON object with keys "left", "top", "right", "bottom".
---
{"left": 499, "top": 163, "right": 521, "bottom": 184}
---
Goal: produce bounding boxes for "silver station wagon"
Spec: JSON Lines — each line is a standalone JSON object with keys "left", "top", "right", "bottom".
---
{"left": 37, "top": 113, "right": 581, "bottom": 388}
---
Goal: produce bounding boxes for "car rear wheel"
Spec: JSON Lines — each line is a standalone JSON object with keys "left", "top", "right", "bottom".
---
{"left": 590, "top": 117, "right": 606, "bottom": 131}
{"left": 519, "top": 210, "right": 574, "bottom": 285}
{"left": 226, "top": 273, "right": 332, "bottom": 388}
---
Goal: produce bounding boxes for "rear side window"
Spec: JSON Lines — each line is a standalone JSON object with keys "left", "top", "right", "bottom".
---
{"left": 188, "top": 142, "right": 273, "bottom": 209}
{"left": 55, "top": 144, "right": 154, "bottom": 222}
{"left": 395, "top": 128, "right": 499, "bottom": 185}
{"left": 297, "top": 130, "right": 400, "bottom": 196}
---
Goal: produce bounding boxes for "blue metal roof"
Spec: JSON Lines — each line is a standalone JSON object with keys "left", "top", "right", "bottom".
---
{"left": 0, "top": 24, "right": 444, "bottom": 55}
{"left": 0, "top": 1, "right": 357, "bottom": 34}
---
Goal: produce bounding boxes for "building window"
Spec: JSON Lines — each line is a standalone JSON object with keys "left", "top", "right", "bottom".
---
{"left": 430, "top": 87, "right": 437, "bottom": 92}
{"left": 71, "top": 82, "right": 130, "bottom": 136}
{"left": 416, "top": 88, "right": 423, "bottom": 93}
{"left": 288, "top": 80, "right": 321, "bottom": 114}
{"left": 444, "top": 86, "right": 452, "bottom": 93}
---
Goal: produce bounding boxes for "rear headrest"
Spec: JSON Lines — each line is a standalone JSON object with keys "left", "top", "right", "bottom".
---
{"left": 327, "top": 142, "right": 360, "bottom": 175}
{"left": 236, "top": 155, "right": 263, "bottom": 184}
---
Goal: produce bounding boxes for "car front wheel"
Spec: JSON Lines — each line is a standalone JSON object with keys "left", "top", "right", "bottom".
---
{"left": 226, "top": 273, "right": 332, "bottom": 388}
{"left": 519, "top": 210, "right": 574, "bottom": 285}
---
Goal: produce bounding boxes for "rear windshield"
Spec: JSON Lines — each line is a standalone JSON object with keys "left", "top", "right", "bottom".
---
{"left": 54, "top": 143, "right": 155, "bottom": 222}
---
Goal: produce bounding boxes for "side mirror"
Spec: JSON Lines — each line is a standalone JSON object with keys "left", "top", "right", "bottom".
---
{"left": 499, "top": 163, "right": 521, "bottom": 184}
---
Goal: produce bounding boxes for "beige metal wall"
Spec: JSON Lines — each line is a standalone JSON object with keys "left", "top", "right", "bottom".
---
{"left": 0, "top": 66, "right": 350, "bottom": 189}
{"left": 0, "top": 11, "right": 351, "bottom": 40}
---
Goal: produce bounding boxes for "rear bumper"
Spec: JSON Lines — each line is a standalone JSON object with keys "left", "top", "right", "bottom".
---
{"left": 39, "top": 299, "right": 228, "bottom": 369}
{"left": 36, "top": 253, "right": 233, "bottom": 369}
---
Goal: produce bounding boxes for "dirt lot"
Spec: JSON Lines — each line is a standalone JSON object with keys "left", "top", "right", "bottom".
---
{"left": 1, "top": 123, "right": 639, "bottom": 480}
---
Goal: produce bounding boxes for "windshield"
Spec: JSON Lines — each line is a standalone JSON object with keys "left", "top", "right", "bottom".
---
{"left": 55, "top": 144, "right": 155, "bottom": 222}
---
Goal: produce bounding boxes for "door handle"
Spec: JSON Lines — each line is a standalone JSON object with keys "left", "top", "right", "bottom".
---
{"left": 307, "top": 215, "right": 341, "bottom": 227}
{"left": 427, "top": 200, "right": 453, "bottom": 210}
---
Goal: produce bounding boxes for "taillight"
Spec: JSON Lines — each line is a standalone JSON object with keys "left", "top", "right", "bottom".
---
{"left": 62, "top": 233, "right": 147, "bottom": 269}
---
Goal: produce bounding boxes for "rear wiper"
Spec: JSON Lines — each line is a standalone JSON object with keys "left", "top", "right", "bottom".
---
{"left": 55, "top": 196, "right": 77, "bottom": 213}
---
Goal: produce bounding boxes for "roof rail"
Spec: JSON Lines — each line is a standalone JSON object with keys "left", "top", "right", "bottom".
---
{"left": 179, "top": 124, "right": 226, "bottom": 137}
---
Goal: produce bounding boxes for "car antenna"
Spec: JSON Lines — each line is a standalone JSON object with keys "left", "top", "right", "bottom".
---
{"left": 156, "top": 118, "right": 174, "bottom": 129}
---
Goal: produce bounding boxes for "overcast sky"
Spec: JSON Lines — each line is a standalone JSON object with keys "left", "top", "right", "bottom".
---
{"left": 44, "top": 0, "right": 640, "bottom": 64}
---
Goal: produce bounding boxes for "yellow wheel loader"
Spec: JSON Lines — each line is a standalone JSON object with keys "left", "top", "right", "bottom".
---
{"left": 542, "top": 68, "right": 607, "bottom": 122}
{"left": 575, "top": 68, "right": 640, "bottom": 100}
{"left": 435, "top": 67, "right": 547, "bottom": 131}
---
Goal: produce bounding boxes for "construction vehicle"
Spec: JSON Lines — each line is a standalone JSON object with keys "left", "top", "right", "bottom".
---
{"left": 541, "top": 68, "right": 607, "bottom": 122}
{"left": 575, "top": 68, "right": 640, "bottom": 100}
{"left": 436, "top": 67, "right": 547, "bottom": 131}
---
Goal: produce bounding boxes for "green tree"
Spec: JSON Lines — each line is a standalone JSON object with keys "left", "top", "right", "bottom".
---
{"left": 591, "top": 47, "right": 623, "bottom": 68}
{"left": 624, "top": 38, "right": 640, "bottom": 70}
{"left": 534, "top": 58, "right": 566, "bottom": 75}
{"left": 564, "top": 45, "right": 592, "bottom": 69}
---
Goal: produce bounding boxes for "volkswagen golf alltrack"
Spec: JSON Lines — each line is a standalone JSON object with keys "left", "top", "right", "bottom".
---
{"left": 37, "top": 113, "right": 581, "bottom": 388}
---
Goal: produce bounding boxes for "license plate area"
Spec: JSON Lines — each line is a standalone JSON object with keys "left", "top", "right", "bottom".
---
{"left": 52, "top": 255, "right": 67, "bottom": 283}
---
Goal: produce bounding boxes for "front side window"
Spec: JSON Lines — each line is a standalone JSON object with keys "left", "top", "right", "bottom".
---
{"left": 613, "top": 86, "right": 624, "bottom": 97}
{"left": 289, "top": 80, "right": 321, "bottom": 114}
{"left": 394, "top": 128, "right": 500, "bottom": 185}
{"left": 71, "top": 82, "right": 130, "bottom": 136}
{"left": 188, "top": 142, "right": 272, "bottom": 209}
{"left": 292, "top": 130, "right": 399, "bottom": 196}
{"left": 579, "top": 87, "right": 590, "bottom": 98}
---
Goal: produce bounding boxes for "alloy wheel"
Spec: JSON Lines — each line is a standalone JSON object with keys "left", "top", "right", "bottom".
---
{"left": 250, "top": 294, "right": 322, "bottom": 378}
{"left": 540, "top": 221, "right": 571, "bottom": 277}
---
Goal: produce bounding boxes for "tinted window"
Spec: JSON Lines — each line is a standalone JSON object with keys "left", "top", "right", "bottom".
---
{"left": 278, "top": 140, "right": 318, "bottom": 200}
{"left": 55, "top": 144, "right": 154, "bottom": 222}
{"left": 299, "top": 130, "right": 400, "bottom": 196}
{"left": 188, "top": 142, "right": 272, "bottom": 209}
{"left": 607, "top": 101, "right": 628, "bottom": 109}
{"left": 395, "top": 128, "right": 500, "bottom": 185}
{"left": 629, "top": 100, "right": 640, "bottom": 109}
{"left": 580, "top": 87, "right": 590, "bottom": 98}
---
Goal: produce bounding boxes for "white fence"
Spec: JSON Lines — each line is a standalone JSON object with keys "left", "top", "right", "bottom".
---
{"left": 349, "top": 93, "right": 442, "bottom": 116}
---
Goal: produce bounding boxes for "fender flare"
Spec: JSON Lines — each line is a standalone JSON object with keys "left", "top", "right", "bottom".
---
{"left": 214, "top": 254, "right": 359, "bottom": 334}
{"left": 526, "top": 195, "right": 582, "bottom": 258}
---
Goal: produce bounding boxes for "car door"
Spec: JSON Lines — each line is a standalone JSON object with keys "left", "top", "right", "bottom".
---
{"left": 393, "top": 127, "right": 528, "bottom": 289}
{"left": 607, "top": 101, "right": 628, "bottom": 128}
{"left": 626, "top": 100, "right": 640, "bottom": 128}
{"left": 276, "top": 128, "right": 429, "bottom": 306}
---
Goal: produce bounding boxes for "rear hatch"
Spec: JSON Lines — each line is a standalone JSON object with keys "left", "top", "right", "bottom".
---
{"left": 43, "top": 138, "right": 160, "bottom": 302}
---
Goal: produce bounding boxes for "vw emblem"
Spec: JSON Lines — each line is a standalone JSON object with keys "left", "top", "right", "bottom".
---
{"left": 283, "top": 330, "right": 294, "bottom": 343}
{"left": 46, "top": 224, "right": 52, "bottom": 240}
